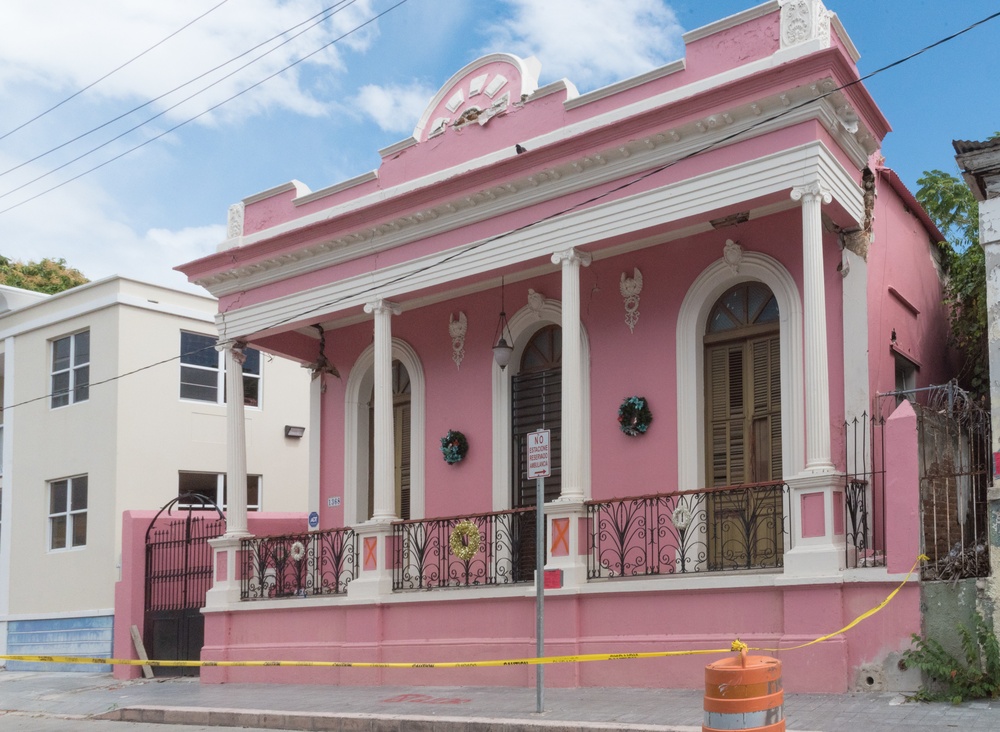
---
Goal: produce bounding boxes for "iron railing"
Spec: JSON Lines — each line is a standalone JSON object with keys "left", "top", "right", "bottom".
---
{"left": 240, "top": 528, "right": 358, "bottom": 600}
{"left": 586, "top": 481, "right": 789, "bottom": 579}
{"left": 392, "top": 508, "right": 536, "bottom": 590}
{"left": 844, "top": 412, "right": 886, "bottom": 568}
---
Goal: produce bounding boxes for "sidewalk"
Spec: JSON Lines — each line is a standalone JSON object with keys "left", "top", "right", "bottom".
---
{"left": 2, "top": 671, "right": 1000, "bottom": 731}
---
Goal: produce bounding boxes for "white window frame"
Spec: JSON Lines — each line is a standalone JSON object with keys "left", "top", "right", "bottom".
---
{"left": 178, "top": 471, "right": 261, "bottom": 511}
{"left": 48, "top": 475, "right": 88, "bottom": 551}
{"left": 179, "top": 331, "right": 262, "bottom": 407}
{"left": 51, "top": 330, "right": 90, "bottom": 409}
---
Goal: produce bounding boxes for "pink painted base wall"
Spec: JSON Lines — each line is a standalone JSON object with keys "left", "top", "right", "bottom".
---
{"left": 199, "top": 582, "right": 919, "bottom": 693}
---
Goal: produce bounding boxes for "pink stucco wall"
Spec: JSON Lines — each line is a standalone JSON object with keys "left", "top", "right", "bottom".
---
{"left": 197, "top": 580, "right": 919, "bottom": 693}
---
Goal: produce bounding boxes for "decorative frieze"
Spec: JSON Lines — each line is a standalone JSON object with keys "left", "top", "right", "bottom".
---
{"left": 619, "top": 268, "right": 643, "bottom": 333}
{"left": 449, "top": 312, "right": 467, "bottom": 369}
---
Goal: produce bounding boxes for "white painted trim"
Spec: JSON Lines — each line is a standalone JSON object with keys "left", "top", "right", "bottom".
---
{"left": 675, "top": 252, "right": 804, "bottom": 490}
{"left": 563, "top": 60, "right": 685, "bottom": 110}
{"left": 0, "top": 337, "right": 13, "bottom": 641}
{"left": 294, "top": 171, "right": 378, "bottom": 207}
{"left": 243, "top": 180, "right": 311, "bottom": 206}
{"left": 413, "top": 53, "right": 541, "bottom": 140}
{"left": 525, "top": 79, "right": 579, "bottom": 104}
{"left": 307, "top": 376, "right": 322, "bottom": 521}
{"left": 0, "top": 607, "right": 115, "bottom": 623}
{"left": 218, "top": 142, "right": 860, "bottom": 339}
{"left": 491, "top": 299, "right": 591, "bottom": 510}
{"left": 343, "top": 338, "right": 425, "bottom": 525}
{"left": 682, "top": 2, "right": 780, "bottom": 44}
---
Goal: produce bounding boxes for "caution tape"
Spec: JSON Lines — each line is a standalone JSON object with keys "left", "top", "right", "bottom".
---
{"left": 0, "top": 555, "right": 927, "bottom": 669}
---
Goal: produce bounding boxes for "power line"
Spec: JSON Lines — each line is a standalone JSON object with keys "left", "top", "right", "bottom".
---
{"left": 0, "top": 0, "right": 378, "bottom": 207}
{"left": 3, "top": 8, "right": 997, "bottom": 412}
{"left": 0, "top": 0, "right": 358, "bottom": 181}
{"left": 231, "top": 8, "right": 1000, "bottom": 341}
{"left": 0, "top": 0, "right": 231, "bottom": 143}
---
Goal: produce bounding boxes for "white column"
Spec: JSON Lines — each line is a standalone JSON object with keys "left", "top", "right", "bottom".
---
{"left": 791, "top": 182, "right": 835, "bottom": 472}
{"left": 218, "top": 339, "right": 250, "bottom": 536}
{"left": 551, "top": 248, "right": 591, "bottom": 500}
{"left": 364, "top": 299, "right": 401, "bottom": 522}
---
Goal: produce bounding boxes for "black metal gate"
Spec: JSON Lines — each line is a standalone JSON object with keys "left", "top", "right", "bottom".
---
{"left": 144, "top": 496, "right": 225, "bottom": 676}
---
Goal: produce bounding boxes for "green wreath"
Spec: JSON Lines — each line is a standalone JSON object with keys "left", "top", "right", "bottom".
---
{"left": 618, "top": 396, "right": 652, "bottom": 437}
{"left": 449, "top": 520, "right": 481, "bottom": 561}
{"left": 440, "top": 429, "right": 469, "bottom": 464}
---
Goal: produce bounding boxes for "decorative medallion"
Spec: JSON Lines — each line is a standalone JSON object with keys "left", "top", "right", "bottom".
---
{"left": 227, "top": 202, "right": 244, "bottom": 239}
{"left": 780, "top": 0, "right": 833, "bottom": 50}
{"left": 619, "top": 268, "right": 643, "bottom": 333}
{"left": 527, "top": 288, "right": 545, "bottom": 318}
{"left": 723, "top": 239, "right": 743, "bottom": 274}
{"left": 449, "top": 311, "right": 467, "bottom": 369}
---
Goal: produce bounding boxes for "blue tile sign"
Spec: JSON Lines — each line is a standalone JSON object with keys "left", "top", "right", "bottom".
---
{"left": 308, "top": 511, "right": 319, "bottom": 529}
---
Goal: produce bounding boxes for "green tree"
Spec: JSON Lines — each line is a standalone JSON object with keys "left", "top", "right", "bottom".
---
{"left": 915, "top": 169, "right": 987, "bottom": 401}
{"left": 0, "top": 256, "right": 88, "bottom": 294}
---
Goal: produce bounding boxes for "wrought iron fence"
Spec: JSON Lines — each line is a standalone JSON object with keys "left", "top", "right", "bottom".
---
{"left": 392, "top": 508, "right": 535, "bottom": 590}
{"left": 240, "top": 528, "right": 358, "bottom": 600}
{"left": 844, "top": 412, "right": 886, "bottom": 568}
{"left": 586, "top": 481, "right": 789, "bottom": 579}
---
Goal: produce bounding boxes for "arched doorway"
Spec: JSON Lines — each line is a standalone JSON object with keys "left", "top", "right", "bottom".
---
{"left": 704, "top": 281, "right": 782, "bottom": 568}
{"left": 512, "top": 324, "right": 562, "bottom": 507}
{"left": 367, "top": 359, "right": 411, "bottom": 520}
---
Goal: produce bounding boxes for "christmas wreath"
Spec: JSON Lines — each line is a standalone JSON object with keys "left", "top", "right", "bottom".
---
{"left": 449, "top": 520, "right": 481, "bottom": 561}
{"left": 440, "top": 429, "right": 469, "bottom": 464}
{"left": 618, "top": 396, "right": 652, "bottom": 437}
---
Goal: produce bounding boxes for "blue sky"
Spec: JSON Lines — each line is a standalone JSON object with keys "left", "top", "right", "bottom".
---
{"left": 0, "top": 0, "right": 997, "bottom": 293}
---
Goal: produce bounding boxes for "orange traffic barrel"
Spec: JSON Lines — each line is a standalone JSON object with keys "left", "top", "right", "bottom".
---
{"left": 703, "top": 651, "right": 784, "bottom": 731}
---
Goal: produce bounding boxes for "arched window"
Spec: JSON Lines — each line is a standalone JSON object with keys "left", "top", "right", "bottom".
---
{"left": 512, "top": 325, "right": 562, "bottom": 507}
{"left": 704, "top": 281, "right": 782, "bottom": 569}
{"left": 704, "top": 282, "right": 782, "bottom": 485}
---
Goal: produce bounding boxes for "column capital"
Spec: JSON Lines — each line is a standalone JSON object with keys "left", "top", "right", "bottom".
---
{"left": 215, "top": 338, "right": 248, "bottom": 364}
{"left": 790, "top": 181, "right": 832, "bottom": 205}
{"left": 551, "top": 248, "right": 593, "bottom": 268}
{"left": 364, "top": 299, "right": 401, "bottom": 316}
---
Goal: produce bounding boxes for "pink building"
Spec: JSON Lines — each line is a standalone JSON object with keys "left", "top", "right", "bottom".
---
{"left": 163, "top": 0, "right": 958, "bottom": 692}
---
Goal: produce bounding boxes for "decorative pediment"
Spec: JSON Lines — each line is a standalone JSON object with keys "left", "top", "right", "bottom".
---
{"left": 413, "top": 54, "right": 541, "bottom": 142}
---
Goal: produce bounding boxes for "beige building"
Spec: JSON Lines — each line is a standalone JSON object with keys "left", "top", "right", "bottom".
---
{"left": 0, "top": 277, "right": 310, "bottom": 669}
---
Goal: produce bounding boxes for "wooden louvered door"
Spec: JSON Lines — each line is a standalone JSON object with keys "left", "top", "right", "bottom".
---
{"left": 706, "top": 333, "right": 782, "bottom": 569}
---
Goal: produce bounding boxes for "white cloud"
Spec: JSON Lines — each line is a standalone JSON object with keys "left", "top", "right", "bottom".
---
{"left": 0, "top": 0, "right": 380, "bottom": 126}
{"left": 352, "top": 82, "right": 437, "bottom": 135}
{"left": 485, "top": 0, "right": 684, "bottom": 91}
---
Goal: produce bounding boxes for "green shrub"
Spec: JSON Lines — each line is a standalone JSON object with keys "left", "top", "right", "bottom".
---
{"left": 902, "top": 614, "right": 1000, "bottom": 703}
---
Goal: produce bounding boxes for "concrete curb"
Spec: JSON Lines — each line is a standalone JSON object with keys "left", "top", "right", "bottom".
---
{"left": 94, "top": 705, "right": 703, "bottom": 732}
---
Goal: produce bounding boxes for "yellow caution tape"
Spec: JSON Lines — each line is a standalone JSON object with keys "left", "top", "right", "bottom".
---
{"left": 0, "top": 555, "right": 927, "bottom": 669}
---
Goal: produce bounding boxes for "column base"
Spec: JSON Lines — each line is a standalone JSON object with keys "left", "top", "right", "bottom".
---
{"left": 545, "top": 498, "right": 588, "bottom": 589}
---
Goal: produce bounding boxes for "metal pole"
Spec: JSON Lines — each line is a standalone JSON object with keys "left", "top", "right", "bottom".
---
{"left": 536, "top": 475, "right": 545, "bottom": 713}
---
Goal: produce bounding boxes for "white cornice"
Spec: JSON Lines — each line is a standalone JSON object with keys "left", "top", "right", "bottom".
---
{"left": 243, "top": 180, "right": 310, "bottom": 206}
{"left": 293, "top": 171, "right": 378, "bottom": 207}
{"left": 214, "top": 141, "right": 861, "bottom": 340}
{"left": 224, "top": 40, "right": 870, "bottom": 263}
{"left": 197, "top": 81, "right": 874, "bottom": 298}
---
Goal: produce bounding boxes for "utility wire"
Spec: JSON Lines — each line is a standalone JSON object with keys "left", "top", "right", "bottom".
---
{"left": 232, "top": 8, "right": 1000, "bottom": 340}
{"left": 0, "top": 0, "right": 357, "bottom": 180}
{"left": 0, "top": 0, "right": 368, "bottom": 201}
{"left": 2, "top": 8, "right": 996, "bottom": 412}
{"left": 0, "top": 0, "right": 231, "bottom": 143}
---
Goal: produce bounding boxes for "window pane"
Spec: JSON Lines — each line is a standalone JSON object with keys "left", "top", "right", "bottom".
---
{"left": 51, "top": 371, "right": 70, "bottom": 400}
{"left": 242, "top": 347, "right": 260, "bottom": 375}
{"left": 243, "top": 375, "right": 259, "bottom": 407}
{"left": 179, "top": 472, "right": 221, "bottom": 507}
{"left": 72, "top": 514, "right": 87, "bottom": 547}
{"left": 71, "top": 477, "right": 88, "bottom": 511}
{"left": 181, "top": 332, "right": 219, "bottom": 367}
{"left": 247, "top": 476, "right": 260, "bottom": 510}
{"left": 52, "top": 337, "right": 71, "bottom": 371}
{"left": 73, "top": 331, "right": 90, "bottom": 365}
{"left": 50, "top": 516, "right": 67, "bottom": 549}
{"left": 180, "top": 366, "right": 219, "bottom": 402}
{"left": 50, "top": 481, "right": 68, "bottom": 513}
{"left": 74, "top": 365, "right": 90, "bottom": 402}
